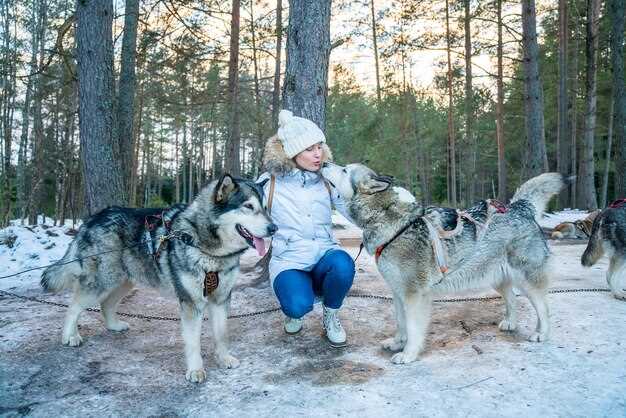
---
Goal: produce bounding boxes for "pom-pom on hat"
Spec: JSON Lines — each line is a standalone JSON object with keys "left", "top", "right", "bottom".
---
{"left": 277, "top": 110, "right": 326, "bottom": 158}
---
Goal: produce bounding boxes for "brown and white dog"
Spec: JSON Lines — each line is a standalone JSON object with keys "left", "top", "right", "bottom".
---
{"left": 551, "top": 210, "right": 600, "bottom": 239}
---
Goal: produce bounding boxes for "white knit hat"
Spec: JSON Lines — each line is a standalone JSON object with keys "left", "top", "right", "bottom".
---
{"left": 277, "top": 110, "right": 326, "bottom": 158}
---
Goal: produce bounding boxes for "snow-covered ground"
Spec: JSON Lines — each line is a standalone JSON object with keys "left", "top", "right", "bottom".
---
{"left": 1, "top": 212, "right": 625, "bottom": 417}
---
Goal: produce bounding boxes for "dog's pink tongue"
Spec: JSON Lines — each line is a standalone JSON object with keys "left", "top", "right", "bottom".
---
{"left": 253, "top": 236, "right": 266, "bottom": 257}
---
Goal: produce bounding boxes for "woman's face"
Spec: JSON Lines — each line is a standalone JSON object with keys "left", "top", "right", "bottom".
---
{"left": 294, "top": 142, "right": 324, "bottom": 171}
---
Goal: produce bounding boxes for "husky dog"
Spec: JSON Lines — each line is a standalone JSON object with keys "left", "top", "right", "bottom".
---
{"left": 322, "top": 163, "right": 568, "bottom": 364}
{"left": 581, "top": 201, "right": 626, "bottom": 300}
{"left": 551, "top": 210, "right": 599, "bottom": 239}
{"left": 41, "top": 175, "right": 276, "bottom": 383}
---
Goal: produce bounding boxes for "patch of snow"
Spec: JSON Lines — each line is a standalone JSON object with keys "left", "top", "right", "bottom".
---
{"left": 393, "top": 186, "right": 416, "bottom": 204}
{"left": 0, "top": 218, "right": 79, "bottom": 288}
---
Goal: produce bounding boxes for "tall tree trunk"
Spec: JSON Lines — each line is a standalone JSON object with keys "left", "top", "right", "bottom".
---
{"left": 249, "top": 0, "right": 264, "bottom": 176}
{"left": 557, "top": 0, "right": 570, "bottom": 207}
{"left": 610, "top": 0, "right": 625, "bottom": 199}
{"left": 579, "top": 0, "right": 600, "bottom": 210}
{"left": 76, "top": 0, "right": 127, "bottom": 215}
{"left": 116, "top": 0, "right": 139, "bottom": 199}
{"left": 17, "top": 0, "right": 39, "bottom": 222}
{"left": 282, "top": 0, "right": 332, "bottom": 130}
{"left": 570, "top": 16, "right": 580, "bottom": 208}
{"left": 174, "top": 126, "right": 180, "bottom": 202}
{"left": 445, "top": 0, "right": 457, "bottom": 205}
{"left": 188, "top": 111, "right": 194, "bottom": 202}
{"left": 271, "top": 0, "right": 283, "bottom": 131}
{"left": 521, "top": 0, "right": 548, "bottom": 179}
{"left": 224, "top": 0, "right": 241, "bottom": 176}
{"left": 496, "top": 0, "right": 507, "bottom": 202}
{"left": 370, "top": 0, "right": 382, "bottom": 105}
{"left": 601, "top": 93, "right": 614, "bottom": 208}
{"left": 1, "top": 0, "right": 16, "bottom": 227}
{"left": 129, "top": 78, "right": 144, "bottom": 206}
{"left": 27, "top": 0, "right": 48, "bottom": 224}
{"left": 464, "top": 0, "right": 475, "bottom": 204}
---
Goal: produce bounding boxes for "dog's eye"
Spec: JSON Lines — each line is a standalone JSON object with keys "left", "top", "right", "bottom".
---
{"left": 244, "top": 203, "right": 254, "bottom": 210}
{"left": 342, "top": 169, "right": 347, "bottom": 173}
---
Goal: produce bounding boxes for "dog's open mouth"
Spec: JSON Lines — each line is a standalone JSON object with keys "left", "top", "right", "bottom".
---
{"left": 235, "top": 224, "right": 266, "bottom": 257}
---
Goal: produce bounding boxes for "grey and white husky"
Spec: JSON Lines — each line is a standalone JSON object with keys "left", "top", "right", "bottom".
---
{"left": 581, "top": 200, "right": 626, "bottom": 300}
{"left": 41, "top": 174, "right": 276, "bottom": 383}
{"left": 322, "top": 163, "right": 568, "bottom": 364}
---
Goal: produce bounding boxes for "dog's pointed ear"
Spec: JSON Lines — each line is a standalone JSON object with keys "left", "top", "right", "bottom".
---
{"left": 357, "top": 176, "right": 391, "bottom": 194}
{"left": 214, "top": 173, "right": 238, "bottom": 204}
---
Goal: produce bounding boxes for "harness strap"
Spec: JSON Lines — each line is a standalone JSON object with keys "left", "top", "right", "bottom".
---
{"left": 372, "top": 217, "right": 421, "bottom": 263}
{"left": 609, "top": 198, "right": 626, "bottom": 209}
{"left": 267, "top": 175, "right": 276, "bottom": 215}
{"left": 489, "top": 199, "right": 508, "bottom": 213}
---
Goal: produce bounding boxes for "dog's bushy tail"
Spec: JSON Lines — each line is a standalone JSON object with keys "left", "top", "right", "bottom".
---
{"left": 41, "top": 239, "right": 81, "bottom": 292}
{"left": 511, "top": 173, "right": 572, "bottom": 223}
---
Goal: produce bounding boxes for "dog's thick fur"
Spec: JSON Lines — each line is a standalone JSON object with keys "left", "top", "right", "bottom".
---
{"left": 581, "top": 204, "right": 626, "bottom": 300}
{"left": 322, "top": 163, "right": 568, "bottom": 364}
{"left": 41, "top": 175, "right": 276, "bottom": 383}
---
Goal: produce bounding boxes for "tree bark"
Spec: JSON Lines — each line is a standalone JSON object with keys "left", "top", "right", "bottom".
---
{"left": 578, "top": 0, "right": 600, "bottom": 210}
{"left": 282, "top": 0, "right": 332, "bottom": 131}
{"left": 224, "top": 0, "right": 241, "bottom": 176}
{"left": 496, "top": 0, "right": 506, "bottom": 202}
{"left": 76, "top": 0, "right": 127, "bottom": 215}
{"left": 1, "top": 0, "right": 16, "bottom": 227}
{"left": 116, "top": 0, "right": 139, "bottom": 199}
{"left": 610, "top": 0, "right": 625, "bottom": 199}
{"left": 464, "top": 0, "right": 475, "bottom": 204}
{"left": 557, "top": 0, "right": 569, "bottom": 207}
{"left": 370, "top": 0, "right": 382, "bottom": 105}
{"left": 445, "top": 0, "right": 457, "bottom": 206}
{"left": 521, "top": 0, "right": 548, "bottom": 179}
{"left": 601, "top": 93, "right": 614, "bottom": 208}
{"left": 249, "top": 0, "right": 264, "bottom": 176}
{"left": 271, "top": 0, "right": 283, "bottom": 131}
{"left": 27, "top": 0, "right": 48, "bottom": 224}
{"left": 570, "top": 14, "right": 580, "bottom": 208}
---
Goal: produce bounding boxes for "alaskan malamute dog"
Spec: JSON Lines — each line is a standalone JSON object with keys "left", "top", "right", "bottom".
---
{"left": 41, "top": 175, "right": 276, "bottom": 383}
{"left": 322, "top": 163, "right": 568, "bottom": 364}
{"left": 581, "top": 201, "right": 626, "bottom": 300}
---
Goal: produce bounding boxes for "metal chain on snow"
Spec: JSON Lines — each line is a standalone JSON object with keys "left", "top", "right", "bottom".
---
{"left": 0, "top": 287, "right": 613, "bottom": 322}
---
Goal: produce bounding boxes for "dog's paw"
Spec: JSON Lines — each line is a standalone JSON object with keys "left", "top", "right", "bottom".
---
{"left": 390, "top": 351, "right": 419, "bottom": 365}
{"left": 62, "top": 333, "right": 83, "bottom": 347}
{"left": 217, "top": 354, "right": 240, "bottom": 369}
{"left": 528, "top": 332, "right": 549, "bottom": 342}
{"left": 381, "top": 337, "right": 405, "bottom": 352}
{"left": 498, "top": 319, "right": 517, "bottom": 332}
{"left": 106, "top": 320, "right": 130, "bottom": 332}
{"left": 186, "top": 369, "right": 207, "bottom": 383}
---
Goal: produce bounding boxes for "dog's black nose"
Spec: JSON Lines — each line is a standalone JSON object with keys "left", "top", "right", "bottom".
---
{"left": 267, "top": 223, "right": 278, "bottom": 235}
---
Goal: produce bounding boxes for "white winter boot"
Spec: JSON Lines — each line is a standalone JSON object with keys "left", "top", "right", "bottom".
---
{"left": 284, "top": 316, "right": 303, "bottom": 335}
{"left": 322, "top": 306, "right": 347, "bottom": 347}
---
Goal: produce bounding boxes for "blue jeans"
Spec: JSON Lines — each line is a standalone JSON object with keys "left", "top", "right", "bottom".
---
{"left": 273, "top": 249, "right": 355, "bottom": 319}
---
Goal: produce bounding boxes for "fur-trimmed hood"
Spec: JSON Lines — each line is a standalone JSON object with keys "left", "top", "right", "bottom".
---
{"left": 261, "top": 135, "right": 333, "bottom": 177}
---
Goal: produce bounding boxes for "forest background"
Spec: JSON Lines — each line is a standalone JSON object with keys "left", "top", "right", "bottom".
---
{"left": 0, "top": 0, "right": 624, "bottom": 226}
